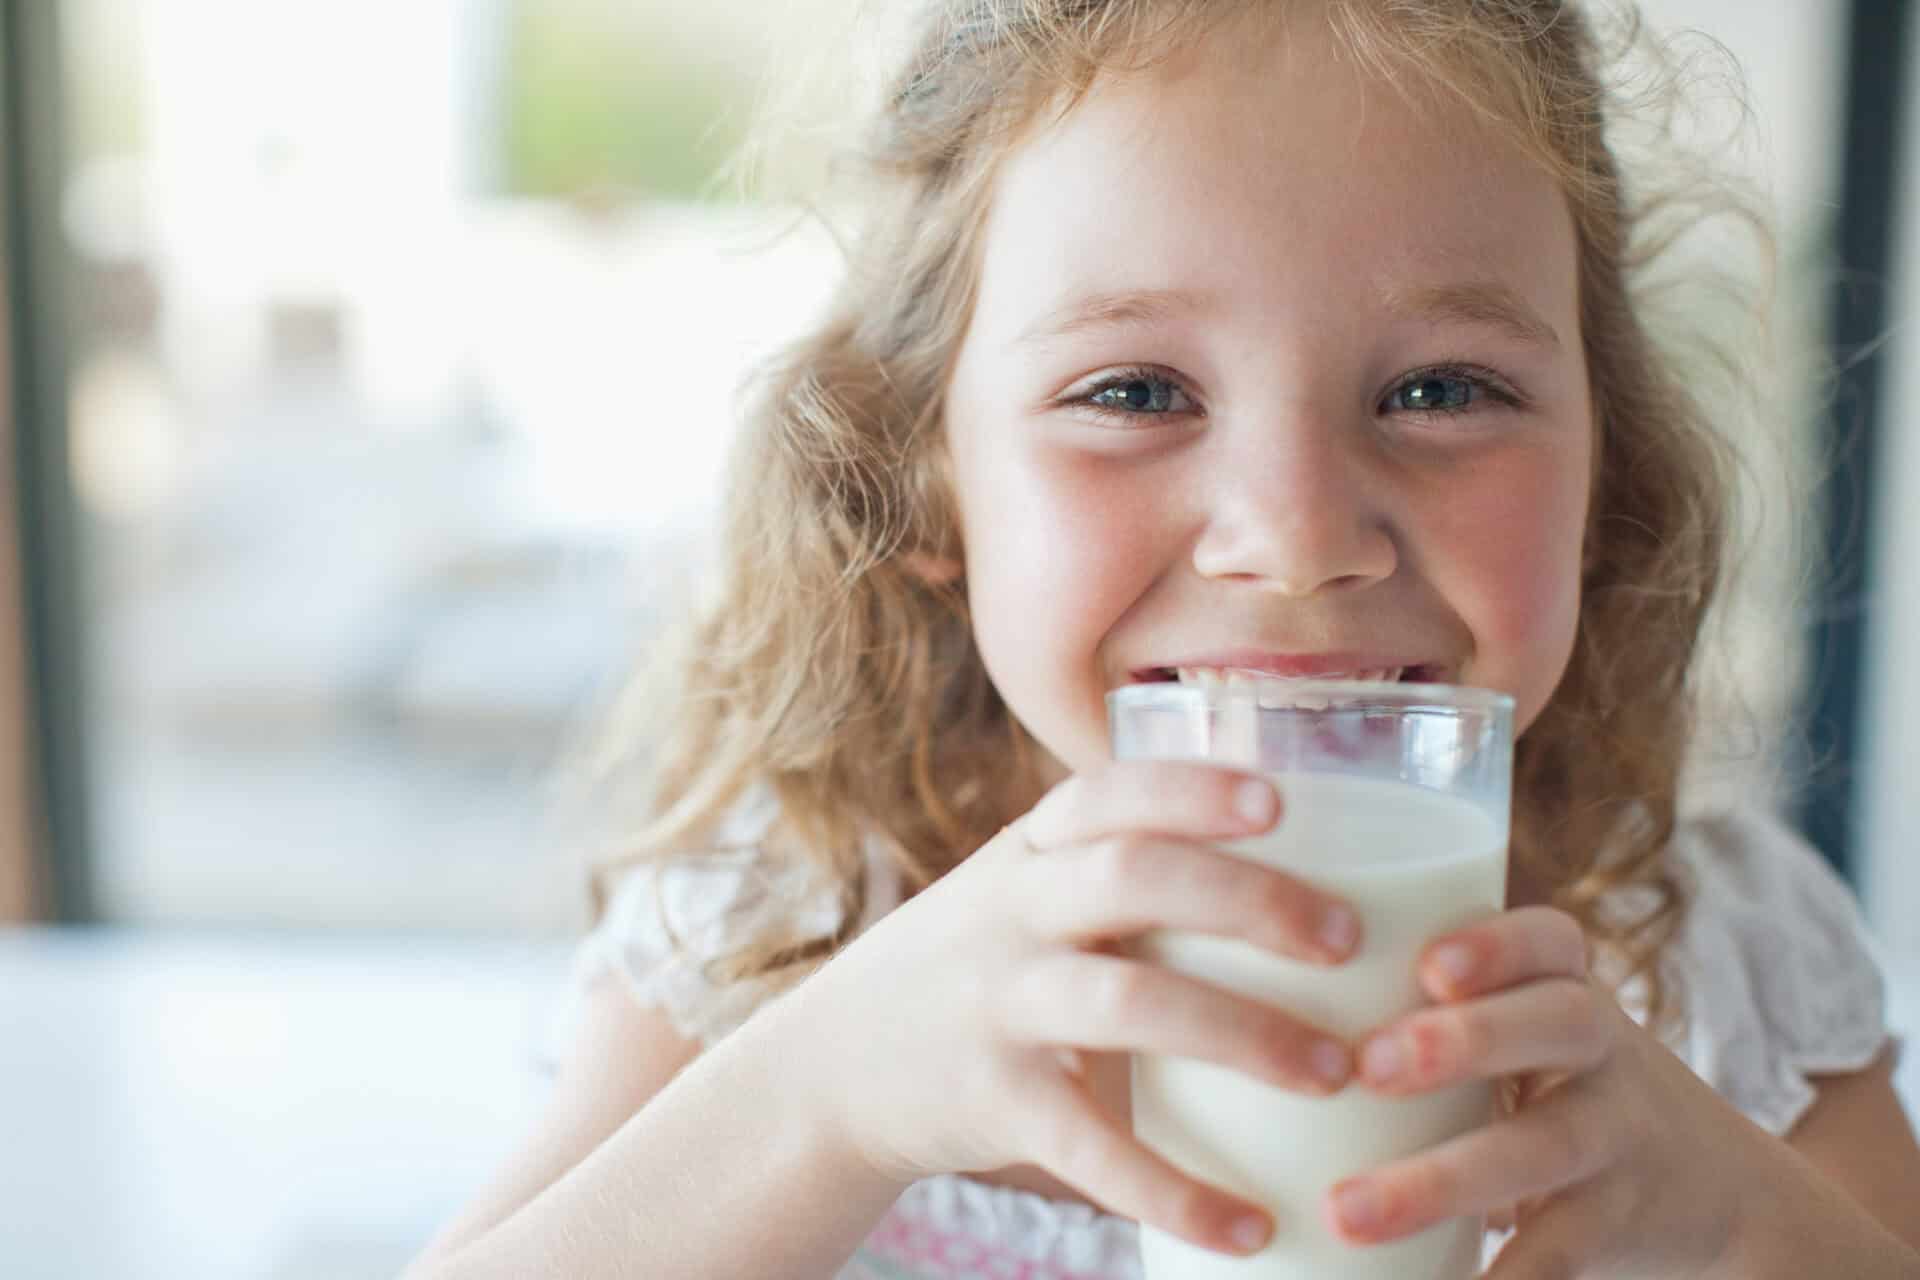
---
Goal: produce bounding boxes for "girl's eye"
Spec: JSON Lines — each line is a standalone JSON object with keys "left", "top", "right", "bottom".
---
{"left": 1077, "top": 369, "right": 1198, "bottom": 419}
{"left": 1394, "top": 375, "right": 1475, "bottom": 412}
{"left": 1384, "top": 366, "right": 1516, "bottom": 417}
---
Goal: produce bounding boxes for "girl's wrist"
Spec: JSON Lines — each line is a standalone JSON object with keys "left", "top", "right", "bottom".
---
{"left": 730, "top": 982, "right": 918, "bottom": 1205}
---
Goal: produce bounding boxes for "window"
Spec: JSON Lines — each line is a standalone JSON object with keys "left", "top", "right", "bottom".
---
{"left": 58, "top": 0, "right": 840, "bottom": 930}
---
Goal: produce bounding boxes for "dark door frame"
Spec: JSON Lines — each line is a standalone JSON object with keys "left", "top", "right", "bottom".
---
{"left": 1801, "top": 0, "right": 1913, "bottom": 885}
{"left": 2, "top": 0, "right": 94, "bottom": 922}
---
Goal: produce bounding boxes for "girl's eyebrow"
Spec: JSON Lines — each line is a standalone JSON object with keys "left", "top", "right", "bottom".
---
{"left": 1385, "top": 280, "right": 1563, "bottom": 352}
{"left": 1014, "top": 287, "right": 1208, "bottom": 348}
{"left": 1012, "top": 280, "right": 1562, "bottom": 352}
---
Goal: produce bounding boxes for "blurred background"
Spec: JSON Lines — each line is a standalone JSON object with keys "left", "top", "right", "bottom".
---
{"left": 0, "top": 1, "right": 1915, "bottom": 1276}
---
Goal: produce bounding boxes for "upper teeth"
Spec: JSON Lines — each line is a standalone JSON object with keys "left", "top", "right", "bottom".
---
{"left": 1174, "top": 666, "right": 1403, "bottom": 686}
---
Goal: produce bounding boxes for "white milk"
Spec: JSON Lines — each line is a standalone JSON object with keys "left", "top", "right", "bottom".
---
{"left": 1134, "top": 772, "right": 1506, "bottom": 1280}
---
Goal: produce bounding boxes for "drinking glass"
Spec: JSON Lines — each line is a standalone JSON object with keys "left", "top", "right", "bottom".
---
{"left": 1109, "top": 678, "right": 1514, "bottom": 1280}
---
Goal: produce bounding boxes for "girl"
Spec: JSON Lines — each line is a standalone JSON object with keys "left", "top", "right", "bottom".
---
{"left": 409, "top": 1, "right": 1920, "bottom": 1276}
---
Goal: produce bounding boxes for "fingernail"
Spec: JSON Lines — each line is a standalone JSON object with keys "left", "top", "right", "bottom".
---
{"left": 1430, "top": 943, "right": 1475, "bottom": 986}
{"left": 1361, "top": 1035, "right": 1405, "bottom": 1085}
{"left": 1319, "top": 907, "right": 1359, "bottom": 958}
{"left": 1311, "top": 1039, "right": 1351, "bottom": 1086}
{"left": 1334, "top": 1181, "right": 1384, "bottom": 1234}
{"left": 1230, "top": 1213, "right": 1273, "bottom": 1252}
{"left": 1236, "top": 779, "right": 1278, "bottom": 828}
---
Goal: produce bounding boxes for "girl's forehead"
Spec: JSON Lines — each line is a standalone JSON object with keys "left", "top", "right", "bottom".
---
{"left": 970, "top": 19, "right": 1579, "bottom": 347}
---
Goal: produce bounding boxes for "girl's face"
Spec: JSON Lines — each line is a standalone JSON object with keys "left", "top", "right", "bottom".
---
{"left": 944, "top": 18, "right": 1594, "bottom": 780}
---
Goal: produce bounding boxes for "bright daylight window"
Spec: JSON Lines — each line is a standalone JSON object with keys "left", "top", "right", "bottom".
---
{"left": 61, "top": 0, "right": 841, "bottom": 931}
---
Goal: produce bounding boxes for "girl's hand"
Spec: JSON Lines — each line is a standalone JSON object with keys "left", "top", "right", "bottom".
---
{"left": 1331, "top": 906, "right": 1812, "bottom": 1276}
{"left": 775, "top": 761, "right": 1364, "bottom": 1258}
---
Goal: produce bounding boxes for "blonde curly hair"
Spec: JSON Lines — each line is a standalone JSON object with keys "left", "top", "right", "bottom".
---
{"left": 583, "top": 0, "right": 1778, "bottom": 1035}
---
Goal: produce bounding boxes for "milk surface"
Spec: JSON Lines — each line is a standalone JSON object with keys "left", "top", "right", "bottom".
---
{"left": 1134, "top": 772, "right": 1506, "bottom": 1280}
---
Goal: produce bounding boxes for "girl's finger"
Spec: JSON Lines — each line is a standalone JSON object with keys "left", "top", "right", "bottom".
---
{"left": 1357, "top": 979, "right": 1614, "bottom": 1095}
{"left": 1020, "top": 1072, "right": 1276, "bottom": 1259}
{"left": 1323, "top": 1074, "right": 1618, "bottom": 1245}
{"left": 1020, "top": 761, "right": 1284, "bottom": 850}
{"left": 1017, "top": 833, "right": 1360, "bottom": 965}
{"left": 1418, "top": 906, "right": 1589, "bottom": 1002}
{"left": 1001, "top": 952, "right": 1353, "bottom": 1095}
{"left": 1479, "top": 1189, "right": 1616, "bottom": 1279}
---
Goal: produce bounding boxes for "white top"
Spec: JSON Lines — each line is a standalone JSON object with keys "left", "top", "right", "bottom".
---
{"left": 567, "top": 798, "right": 1892, "bottom": 1278}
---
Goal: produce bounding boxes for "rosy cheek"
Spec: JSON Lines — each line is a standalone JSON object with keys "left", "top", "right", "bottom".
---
{"left": 1439, "top": 452, "right": 1588, "bottom": 722}
{"left": 978, "top": 435, "right": 1134, "bottom": 554}
{"left": 960, "top": 446, "right": 1173, "bottom": 754}
{"left": 1029, "top": 456, "right": 1167, "bottom": 582}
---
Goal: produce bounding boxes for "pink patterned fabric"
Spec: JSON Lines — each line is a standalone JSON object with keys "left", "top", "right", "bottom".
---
{"left": 861, "top": 1212, "right": 1106, "bottom": 1280}
{"left": 844, "top": 1175, "right": 1142, "bottom": 1280}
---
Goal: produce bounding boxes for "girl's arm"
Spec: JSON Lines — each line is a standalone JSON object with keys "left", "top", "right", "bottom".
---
{"left": 403, "top": 977, "right": 908, "bottom": 1280}
{"left": 412, "top": 762, "right": 1375, "bottom": 1275}
{"left": 405, "top": 980, "right": 699, "bottom": 1265}
{"left": 1764, "top": 1046, "right": 1920, "bottom": 1255}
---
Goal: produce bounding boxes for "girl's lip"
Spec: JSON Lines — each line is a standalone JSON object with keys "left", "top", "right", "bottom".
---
{"left": 1128, "top": 653, "right": 1445, "bottom": 682}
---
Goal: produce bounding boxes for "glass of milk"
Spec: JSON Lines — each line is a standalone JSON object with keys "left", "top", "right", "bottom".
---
{"left": 1109, "top": 678, "right": 1514, "bottom": 1280}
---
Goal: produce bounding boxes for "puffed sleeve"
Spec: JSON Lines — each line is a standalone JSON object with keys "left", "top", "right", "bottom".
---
{"left": 1655, "top": 810, "right": 1893, "bottom": 1136}
{"left": 571, "top": 843, "right": 844, "bottom": 1047}
{"left": 562, "top": 789, "right": 906, "bottom": 1052}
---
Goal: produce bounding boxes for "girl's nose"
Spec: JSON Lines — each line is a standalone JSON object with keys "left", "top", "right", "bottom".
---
{"left": 1188, "top": 421, "right": 1397, "bottom": 597}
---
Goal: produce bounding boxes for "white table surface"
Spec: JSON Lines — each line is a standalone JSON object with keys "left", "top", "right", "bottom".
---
{"left": 0, "top": 929, "right": 573, "bottom": 1280}
{"left": 2, "top": 927, "right": 1916, "bottom": 1280}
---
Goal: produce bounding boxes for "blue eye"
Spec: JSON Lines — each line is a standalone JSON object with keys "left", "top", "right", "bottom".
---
{"left": 1393, "top": 373, "right": 1476, "bottom": 412}
{"left": 1386, "top": 366, "right": 1516, "bottom": 416}
{"left": 1080, "top": 369, "right": 1197, "bottom": 418}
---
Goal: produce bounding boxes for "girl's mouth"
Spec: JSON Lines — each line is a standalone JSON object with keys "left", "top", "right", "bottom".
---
{"left": 1132, "top": 664, "right": 1445, "bottom": 686}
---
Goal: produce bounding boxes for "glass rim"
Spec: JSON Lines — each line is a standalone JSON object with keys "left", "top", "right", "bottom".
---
{"left": 1106, "top": 678, "right": 1515, "bottom": 717}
